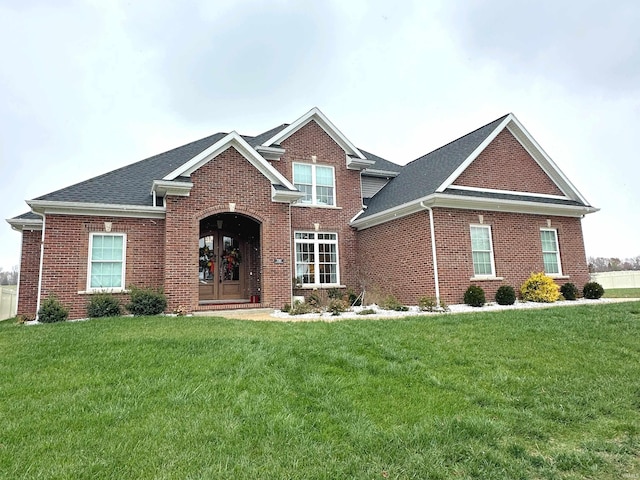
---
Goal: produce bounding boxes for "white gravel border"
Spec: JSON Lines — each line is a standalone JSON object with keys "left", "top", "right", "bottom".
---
{"left": 270, "top": 297, "right": 638, "bottom": 321}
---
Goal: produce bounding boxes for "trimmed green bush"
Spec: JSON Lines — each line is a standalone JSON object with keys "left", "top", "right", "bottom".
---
{"left": 87, "top": 294, "right": 122, "bottom": 318}
{"left": 495, "top": 285, "right": 516, "bottom": 306}
{"left": 583, "top": 282, "right": 605, "bottom": 300}
{"left": 520, "top": 272, "right": 560, "bottom": 303}
{"left": 126, "top": 286, "right": 167, "bottom": 316}
{"left": 464, "top": 285, "right": 486, "bottom": 307}
{"left": 327, "top": 299, "right": 348, "bottom": 315}
{"left": 347, "top": 288, "right": 361, "bottom": 306}
{"left": 560, "top": 283, "right": 579, "bottom": 301}
{"left": 38, "top": 295, "right": 68, "bottom": 323}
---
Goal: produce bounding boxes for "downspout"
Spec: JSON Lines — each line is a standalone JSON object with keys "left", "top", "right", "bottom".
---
{"left": 35, "top": 213, "right": 46, "bottom": 319}
{"left": 420, "top": 202, "right": 440, "bottom": 306}
{"left": 289, "top": 201, "right": 293, "bottom": 305}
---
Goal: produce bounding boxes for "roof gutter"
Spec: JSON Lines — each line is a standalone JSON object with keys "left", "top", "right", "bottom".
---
{"left": 420, "top": 201, "right": 440, "bottom": 307}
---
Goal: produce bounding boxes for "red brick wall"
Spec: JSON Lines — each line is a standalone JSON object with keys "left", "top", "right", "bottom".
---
{"left": 356, "top": 211, "right": 436, "bottom": 304}
{"left": 17, "top": 229, "right": 42, "bottom": 318}
{"left": 38, "top": 215, "right": 165, "bottom": 320}
{"left": 453, "top": 129, "right": 565, "bottom": 196}
{"left": 358, "top": 208, "right": 589, "bottom": 306}
{"left": 164, "top": 146, "right": 292, "bottom": 312}
{"left": 276, "top": 120, "right": 363, "bottom": 292}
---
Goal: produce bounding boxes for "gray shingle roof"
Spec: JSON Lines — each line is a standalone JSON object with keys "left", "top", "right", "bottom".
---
{"left": 441, "top": 188, "right": 586, "bottom": 207}
{"left": 358, "top": 149, "right": 402, "bottom": 174}
{"left": 359, "top": 115, "right": 510, "bottom": 218}
{"left": 35, "top": 132, "right": 228, "bottom": 206}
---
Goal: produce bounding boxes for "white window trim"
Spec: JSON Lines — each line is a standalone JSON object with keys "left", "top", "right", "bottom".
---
{"left": 86, "top": 232, "right": 127, "bottom": 293}
{"left": 292, "top": 162, "right": 336, "bottom": 207}
{"left": 469, "top": 224, "right": 497, "bottom": 279}
{"left": 540, "top": 228, "right": 563, "bottom": 276}
{"left": 294, "top": 231, "right": 340, "bottom": 287}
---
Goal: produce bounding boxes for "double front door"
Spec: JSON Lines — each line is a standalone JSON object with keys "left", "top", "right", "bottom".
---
{"left": 199, "top": 233, "right": 245, "bottom": 301}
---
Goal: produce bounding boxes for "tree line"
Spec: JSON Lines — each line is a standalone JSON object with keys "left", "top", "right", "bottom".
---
{"left": 588, "top": 256, "right": 640, "bottom": 273}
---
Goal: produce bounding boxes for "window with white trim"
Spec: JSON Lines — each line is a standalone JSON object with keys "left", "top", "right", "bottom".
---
{"left": 540, "top": 228, "right": 562, "bottom": 275}
{"left": 470, "top": 225, "right": 496, "bottom": 277}
{"left": 294, "top": 232, "right": 339, "bottom": 285}
{"left": 293, "top": 163, "right": 335, "bottom": 206}
{"left": 87, "top": 233, "right": 126, "bottom": 291}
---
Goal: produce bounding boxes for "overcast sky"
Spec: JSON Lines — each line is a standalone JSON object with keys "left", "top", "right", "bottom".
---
{"left": 2, "top": 0, "right": 639, "bottom": 271}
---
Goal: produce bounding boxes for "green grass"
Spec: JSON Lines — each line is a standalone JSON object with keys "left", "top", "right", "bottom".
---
{"left": 1, "top": 302, "right": 640, "bottom": 479}
{"left": 604, "top": 287, "right": 640, "bottom": 298}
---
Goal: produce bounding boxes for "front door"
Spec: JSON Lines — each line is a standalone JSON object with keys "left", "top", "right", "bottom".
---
{"left": 199, "top": 233, "right": 246, "bottom": 301}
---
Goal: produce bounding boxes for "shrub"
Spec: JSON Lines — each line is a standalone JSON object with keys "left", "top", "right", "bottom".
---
{"left": 560, "top": 283, "right": 579, "bottom": 301}
{"left": 464, "top": 285, "right": 486, "bottom": 307}
{"left": 583, "top": 282, "right": 605, "bottom": 300}
{"left": 38, "top": 295, "right": 69, "bottom": 323}
{"left": 495, "top": 285, "right": 516, "bottom": 306}
{"left": 87, "top": 293, "right": 122, "bottom": 318}
{"left": 289, "top": 300, "right": 313, "bottom": 315}
{"left": 126, "top": 286, "right": 167, "bottom": 316}
{"left": 306, "top": 292, "right": 322, "bottom": 309}
{"left": 520, "top": 272, "right": 560, "bottom": 303}
{"left": 357, "top": 308, "right": 376, "bottom": 315}
{"left": 327, "top": 299, "right": 348, "bottom": 315}
{"left": 327, "top": 288, "right": 343, "bottom": 300}
{"left": 281, "top": 303, "right": 291, "bottom": 313}
{"left": 418, "top": 296, "right": 438, "bottom": 312}
{"left": 380, "top": 295, "right": 408, "bottom": 311}
{"left": 347, "top": 288, "right": 361, "bottom": 306}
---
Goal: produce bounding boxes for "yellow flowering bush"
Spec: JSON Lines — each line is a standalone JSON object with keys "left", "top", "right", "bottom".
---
{"left": 520, "top": 272, "right": 560, "bottom": 303}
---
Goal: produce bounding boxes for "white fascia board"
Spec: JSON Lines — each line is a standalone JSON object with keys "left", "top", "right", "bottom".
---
{"left": 261, "top": 107, "right": 367, "bottom": 160}
{"left": 164, "top": 131, "right": 297, "bottom": 191}
{"left": 361, "top": 168, "right": 400, "bottom": 178}
{"left": 6, "top": 217, "right": 43, "bottom": 231}
{"left": 351, "top": 193, "right": 598, "bottom": 230}
{"left": 271, "top": 186, "right": 305, "bottom": 203}
{"left": 436, "top": 114, "right": 513, "bottom": 193}
{"left": 505, "top": 114, "right": 591, "bottom": 205}
{"left": 255, "top": 145, "right": 285, "bottom": 161}
{"left": 27, "top": 199, "right": 166, "bottom": 219}
{"left": 447, "top": 184, "right": 570, "bottom": 201}
{"left": 151, "top": 179, "right": 194, "bottom": 197}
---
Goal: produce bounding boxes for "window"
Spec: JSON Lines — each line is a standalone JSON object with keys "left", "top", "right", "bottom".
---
{"left": 87, "top": 233, "right": 126, "bottom": 291}
{"left": 470, "top": 225, "right": 496, "bottom": 277}
{"left": 293, "top": 163, "right": 335, "bottom": 206}
{"left": 540, "top": 228, "right": 562, "bottom": 275}
{"left": 294, "top": 232, "right": 339, "bottom": 285}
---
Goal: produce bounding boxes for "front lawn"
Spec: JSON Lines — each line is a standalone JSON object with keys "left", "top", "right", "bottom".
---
{"left": 1, "top": 302, "right": 639, "bottom": 479}
{"left": 604, "top": 287, "right": 640, "bottom": 298}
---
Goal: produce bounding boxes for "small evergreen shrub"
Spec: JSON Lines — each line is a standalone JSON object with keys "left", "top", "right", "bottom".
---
{"left": 357, "top": 308, "right": 376, "bottom": 315}
{"left": 380, "top": 295, "right": 409, "bottom": 311}
{"left": 464, "top": 285, "right": 486, "bottom": 307}
{"left": 327, "top": 299, "right": 348, "bottom": 315}
{"left": 418, "top": 296, "right": 438, "bottom": 312}
{"left": 347, "top": 288, "right": 361, "bottom": 306}
{"left": 583, "top": 282, "right": 605, "bottom": 300}
{"left": 126, "top": 286, "right": 167, "bottom": 316}
{"left": 87, "top": 293, "right": 122, "bottom": 318}
{"left": 560, "top": 283, "right": 579, "bottom": 301}
{"left": 38, "top": 295, "right": 69, "bottom": 323}
{"left": 281, "top": 303, "right": 291, "bottom": 313}
{"left": 495, "top": 285, "right": 516, "bottom": 306}
{"left": 520, "top": 272, "right": 560, "bottom": 303}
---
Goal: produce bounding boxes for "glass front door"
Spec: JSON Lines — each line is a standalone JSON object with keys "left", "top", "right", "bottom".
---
{"left": 199, "top": 233, "right": 245, "bottom": 301}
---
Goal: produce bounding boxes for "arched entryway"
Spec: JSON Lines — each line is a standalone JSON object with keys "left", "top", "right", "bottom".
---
{"left": 198, "top": 213, "right": 261, "bottom": 304}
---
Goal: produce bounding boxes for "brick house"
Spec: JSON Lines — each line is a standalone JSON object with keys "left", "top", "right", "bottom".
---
{"left": 7, "top": 108, "right": 597, "bottom": 319}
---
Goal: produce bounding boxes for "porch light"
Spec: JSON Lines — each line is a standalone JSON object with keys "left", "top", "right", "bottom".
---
{"left": 217, "top": 220, "right": 223, "bottom": 229}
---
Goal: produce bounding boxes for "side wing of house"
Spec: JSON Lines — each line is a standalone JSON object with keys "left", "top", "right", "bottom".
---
{"left": 353, "top": 113, "right": 597, "bottom": 305}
